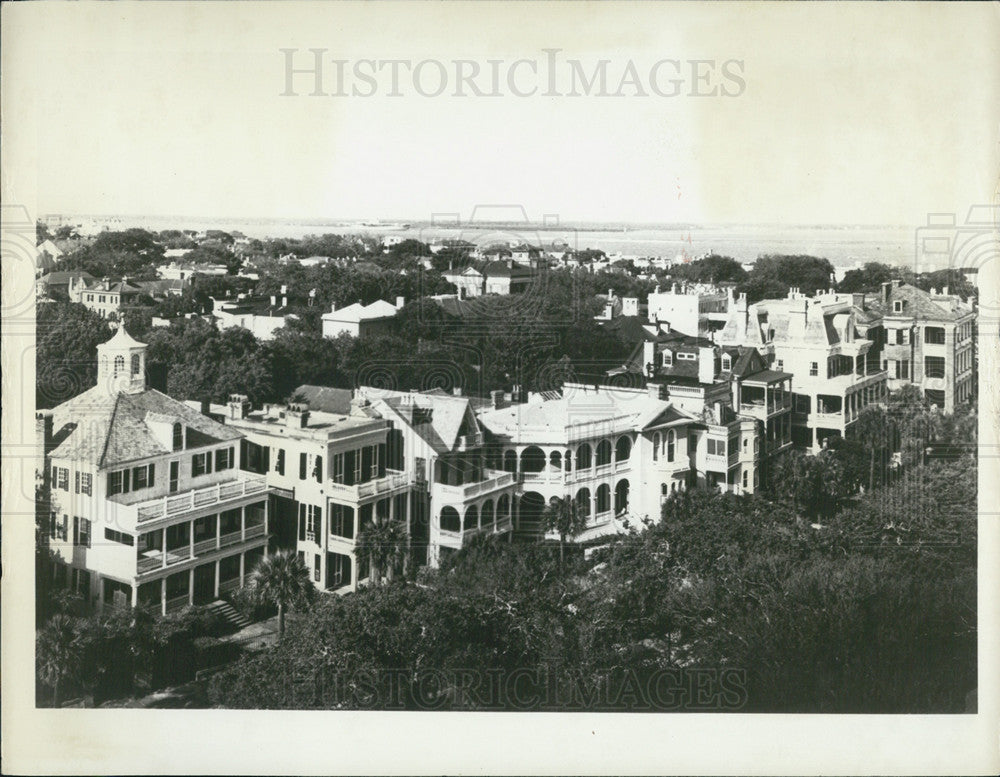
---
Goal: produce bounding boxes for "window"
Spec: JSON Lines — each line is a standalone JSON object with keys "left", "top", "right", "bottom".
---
{"left": 275, "top": 449, "right": 285, "bottom": 476}
{"left": 132, "top": 463, "right": 154, "bottom": 490}
{"left": 72, "top": 517, "right": 91, "bottom": 547}
{"left": 107, "top": 469, "right": 131, "bottom": 495}
{"left": 131, "top": 353, "right": 141, "bottom": 376}
{"left": 333, "top": 453, "right": 344, "bottom": 482}
{"left": 893, "top": 300, "right": 903, "bottom": 313}
{"left": 298, "top": 503, "right": 321, "bottom": 542}
{"left": 104, "top": 528, "right": 134, "bottom": 546}
{"left": 721, "top": 354, "right": 731, "bottom": 371}
{"left": 79, "top": 472, "right": 92, "bottom": 496}
{"left": 172, "top": 423, "right": 183, "bottom": 451}
{"left": 925, "top": 326, "right": 945, "bottom": 345}
{"left": 677, "top": 352, "right": 696, "bottom": 361}
{"left": 54, "top": 467, "right": 69, "bottom": 491}
{"left": 299, "top": 452, "right": 308, "bottom": 480}
{"left": 169, "top": 461, "right": 179, "bottom": 493}
{"left": 742, "top": 471, "right": 748, "bottom": 489}
{"left": 899, "top": 359, "right": 910, "bottom": 380}
{"left": 662, "top": 351, "right": 673, "bottom": 367}
{"left": 775, "top": 359, "right": 783, "bottom": 370}
{"left": 652, "top": 433, "right": 660, "bottom": 461}
{"left": 192, "top": 452, "right": 213, "bottom": 477}
{"left": 314, "top": 454, "right": 324, "bottom": 482}
{"left": 707, "top": 439, "right": 726, "bottom": 457}
{"left": 314, "top": 555, "right": 321, "bottom": 582}
{"left": 113, "top": 355, "right": 124, "bottom": 375}
{"left": 73, "top": 569, "right": 91, "bottom": 598}
{"left": 667, "top": 430, "right": 675, "bottom": 462}
{"left": 215, "top": 446, "right": 234, "bottom": 471}
{"left": 902, "top": 328, "right": 910, "bottom": 345}
{"left": 330, "top": 504, "right": 355, "bottom": 539}
{"left": 924, "top": 356, "right": 945, "bottom": 379}
{"left": 809, "top": 362, "right": 818, "bottom": 377}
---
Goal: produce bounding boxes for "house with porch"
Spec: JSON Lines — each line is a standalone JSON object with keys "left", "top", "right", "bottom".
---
{"left": 37, "top": 327, "right": 272, "bottom": 615}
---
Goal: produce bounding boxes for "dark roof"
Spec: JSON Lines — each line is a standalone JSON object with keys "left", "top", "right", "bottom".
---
{"left": 479, "top": 260, "right": 535, "bottom": 278}
{"left": 49, "top": 386, "right": 241, "bottom": 468}
{"left": 38, "top": 270, "right": 95, "bottom": 286}
{"left": 742, "top": 369, "right": 793, "bottom": 384}
{"left": 292, "top": 385, "right": 353, "bottom": 414}
{"left": 864, "top": 282, "right": 972, "bottom": 322}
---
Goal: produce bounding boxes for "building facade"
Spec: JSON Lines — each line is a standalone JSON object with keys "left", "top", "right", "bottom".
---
{"left": 38, "top": 328, "right": 272, "bottom": 615}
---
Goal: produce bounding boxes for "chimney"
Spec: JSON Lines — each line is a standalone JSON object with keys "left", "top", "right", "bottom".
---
{"left": 643, "top": 341, "right": 657, "bottom": 375}
{"left": 698, "top": 346, "right": 715, "bottom": 384}
{"left": 943, "top": 285, "right": 949, "bottom": 296}
{"left": 714, "top": 401, "right": 724, "bottom": 421}
{"left": 281, "top": 296, "right": 287, "bottom": 308}
{"left": 622, "top": 297, "right": 638, "bottom": 316}
{"left": 200, "top": 399, "right": 211, "bottom": 416}
{"left": 852, "top": 293, "right": 866, "bottom": 310}
{"left": 396, "top": 295, "right": 405, "bottom": 309}
{"left": 35, "top": 410, "right": 54, "bottom": 458}
{"left": 285, "top": 402, "right": 310, "bottom": 429}
{"left": 647, "top": 382, "right": 663, "bottom": 399}
{"left": 490, "top": 389, "right": 505, "bottom": 409}
{"left": 788, "top": 297, "right": 808, "bottom": 338}
{"left": 330, "top": 301, "right": 337, "bottom": 313}
{"left": 660, "top": 321, "right": 671, "bottom": 334}
{"left": 881, "top": 281, "right": 891, "bottom": 303}
{"left": 228, "top": 393, "right": 250, "bottom": 420}
{"left": 452, "top": 386, "right": 462, "bottom": 397}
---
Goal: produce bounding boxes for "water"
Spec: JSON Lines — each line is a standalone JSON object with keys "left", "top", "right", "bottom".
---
{"left": 74, "top": 215, "right": 917, "bottom": 268}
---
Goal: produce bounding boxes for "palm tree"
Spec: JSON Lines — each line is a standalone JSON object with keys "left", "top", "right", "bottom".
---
{"left": 356, "top": 516, "right": 407, "bottom": 586}
{"left": 37, "top": 614, "right": 81, "bottom": 707}
{"left": 247, "top": 551, "right": 315, "bottom": 638}
{"left": 854, "top": 405, "right": 891, "bottom": 491}
{"left": 542, "top": 496, "right": 588, "bottom": 572}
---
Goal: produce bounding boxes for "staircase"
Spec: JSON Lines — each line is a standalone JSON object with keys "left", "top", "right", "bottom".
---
{"left": 204, "top": 599, "right": 251, "bottom": 632}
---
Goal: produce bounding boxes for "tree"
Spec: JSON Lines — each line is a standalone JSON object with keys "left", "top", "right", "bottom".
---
{"left": 739, "top": 255, "right": 837, "bottom": 302}
{"left": 851, "top": 404, "right": 892, "bottom": 491}
{"left": 541, "top": 496, "right": 588, "bottom": 571}
{"left": 36, "top": 301, "right": 113, "bottom": 408}
{"left": 356, "top": 517, "right": 408, "bottom": 585}
{"left": 668, "top": 254, "right": 747, "bottom": 285}
{"left": 837, "top": 262, "right": 904, "bottom": 293}
{"left": 37, "top": 615, "right": 82, "bottom": 707}
{"left": 247, "top": 551, "right": 315, "bottom": 637}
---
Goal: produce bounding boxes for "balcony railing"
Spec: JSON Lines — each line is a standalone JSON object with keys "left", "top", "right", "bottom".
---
{"left": 327, "top": 470, "right": 409, "bottom": 501}
{"left": 219, "top": 578, "right": 241, "bottom": 595}
{"left": 219, "top": 529, "right": 243, "bottom": 548}
{"left": 244, "top": 523, "right": 266, "bottom": 540}
{"left": 193, "top": 537, "right": 217, "bottom": 555}
{"left": 432, "top": 469, "right": 516, "bottom": 502}
{"left": 137, "top": 547, "right": 191, "bottom": 574}
{"left": 132, "top": 475, "right": 268, "bottom": 523}
{"left": 165, "top": 594, "right": 189, "bottom": 613}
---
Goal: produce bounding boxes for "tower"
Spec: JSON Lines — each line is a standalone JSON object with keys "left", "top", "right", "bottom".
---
{"left": 96, "top": 326, "right": 147, "bottom": 394}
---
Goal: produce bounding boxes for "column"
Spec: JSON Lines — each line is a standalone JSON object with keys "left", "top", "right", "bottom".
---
{"left": 214, "top": 560, "right": 220, "bottom": 598}
{"left": 215, "top": 513, "right": 221, "bottom": 549}
{"left": 160, "top": 527, "right": 167, "bottom": 568}
{"left": 590, "top": 491, "right": 597, "bottom": 523}
{"left": 160, "top": 577, "right": 167, "bottom": 617}
{"left": 238, "top": 552, "right": 245, "bottom": 586}
{"left": 189, "top": 519, "right": 194, "bottom": 559}
{"left": 188, "top": 568, "right": 195, "bottom": 605}
{"left": 130, "top": 586, "right": 139, "bottom": 608}
{"left": 240, "top": 505, "right": 246, "bottom": 541}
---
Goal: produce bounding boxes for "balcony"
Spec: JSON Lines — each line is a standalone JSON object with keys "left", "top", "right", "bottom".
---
{"left": 130, "top": 475, "right": 268, "bottom": 524}
{"left": 137, "top": 547, "right": 192, "bottom": 575}
{"left": 432, "top": 469, "right": 516, "bottom": 504}
{"left": 327, "top": 470, "right": 409, "bottom": 502}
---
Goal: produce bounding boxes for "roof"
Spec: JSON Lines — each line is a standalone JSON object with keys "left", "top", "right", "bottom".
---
{"left": 37, "top": 270, "right": 95, "bottom": 286}
{"left": 741, "top": 369, "right": 793, "bottom": 384}
{"left": 322, "top": 299, "right": 399, "bottom": 323}
{"left": 104, "top": 325, "right": 147, "bottom": 350}
{"left": 864, "top": 282, "right": 973, "bottom": 322}
{"left": 49, "top": 386, "right": 242, "bottom": 468}
{"left": 360, "top": 388, "right": 477, "bottom": 454}
{"left": 291, "top": 385, "right": 353, "bottom": 414}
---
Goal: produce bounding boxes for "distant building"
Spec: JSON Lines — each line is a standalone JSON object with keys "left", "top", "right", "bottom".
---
{"left": 36, "top": 270, "right": 96, "bottom": 300}
{"left": 71, "top": 277, "right": 143, "bottom": 320}
{"left": 35, "top": 239, "right": 65, "bottom": 276}
{"left": 213, "top": 292, "right": 300, "bottom": 341}
{"left": 646, "top": 282, "right": 731, "bottom": 339}
{"left": 158, "top": 262, "right": 229, "bottom": 281}
{"left": 443, "top": 260, "right": 535, "bottom": 298}
{"left": 321, "top": 298, "right": 404, "bottom": 339}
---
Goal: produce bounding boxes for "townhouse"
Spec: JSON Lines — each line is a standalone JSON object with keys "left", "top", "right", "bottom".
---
{"left": 862, "top": 281, "right": 975, "bottom": 412}
{"left": 476, "top": 383, "right": 699, "bottom": 544}
{"left": 221, "top": 394, "right": 414, "bottom": 592}
{"left": 719, "top": 288, "right": 887, "bottom": 452}
{"left": 69, "top": 277, "right": 143, "bottom": 320}
{"left": 37, "top": 327, "right": 272, "bottom": 614}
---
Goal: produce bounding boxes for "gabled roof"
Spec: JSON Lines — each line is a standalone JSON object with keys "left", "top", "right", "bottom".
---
{"left": 363, "top": 388, "right": 478, "bottom": 454}
{"left": 37, "top": 270, "right": 95, "bottom": 286}
{"left": 864, "top": 282, "right": 973, "bottom": 322}
{"left": 49, "top": 386, "right": 241, "bottom": 468}
{"left": 322, "top": 299, "right": 399, "bottom": 322}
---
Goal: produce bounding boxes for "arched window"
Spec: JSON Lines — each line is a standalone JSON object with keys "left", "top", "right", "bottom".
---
{"left": 652, "top": 432, "right": 660, "bottom": 461}
{"left": 549, "top": 451, "right": 562, "bottom": 471}
{"left": 172, "top": 423, "right": 183, "bottom": 451}
{"left": 615, "top": 436, "right": 632, "bottom": 462}
{"left": 497, "top": 494, "right": 510, "bottom": 519}
{"left": 440, "top": 507, "right": 460, "bottom": 533}
{"left": 576, "top": 443, "right": 592, "bottom": 470}
{"left": 667, "top": 430, "right": 675, "bottom": 462}
{"left": 520, "top": 446, "right": 545, "bottom": 474}
{"left": 596, "top": 484, "right": 611, "bottom": 513}
{"left": 131, "top": 353, "right": 141, "bottom": 376}
{"left": 575, "top": 488, "right": 591, "bottom": 518}
{"left": 596, "top": 440, "right": 612, "bottom": 466}
{"left": 503, "top": 450, "right": 517, "bottom": 473}
{"left": 113, "top": 355, "right": 125, "bottom": 376}
{"left": 614, "top": 480, "right": 630, "bottom": 513}
{"left": 463, "top": 505, "right": 478, "bottom": 531}
{"left": 481, "top": 500, "right": 494, "bottom": 526}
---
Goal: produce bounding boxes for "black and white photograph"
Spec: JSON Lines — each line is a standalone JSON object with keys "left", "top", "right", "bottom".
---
{"left": 2, "top": 1, "right": 998, "bottom": 774}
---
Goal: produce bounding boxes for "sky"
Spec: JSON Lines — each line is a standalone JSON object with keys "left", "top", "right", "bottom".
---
{"left": 3, "top": 1, "right": 998, "bottom": 227}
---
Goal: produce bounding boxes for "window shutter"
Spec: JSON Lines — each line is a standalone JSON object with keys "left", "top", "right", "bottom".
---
{"left": 148, "top": 464, "right": 155, "bottom": 487}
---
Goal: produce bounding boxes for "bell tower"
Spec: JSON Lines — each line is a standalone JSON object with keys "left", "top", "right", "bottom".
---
{"left": 97, "top": 325, "right": 147, "bottom": 394}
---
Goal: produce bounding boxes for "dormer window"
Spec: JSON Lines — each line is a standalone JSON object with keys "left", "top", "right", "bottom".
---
{"left": 893, "top": 300, "right": 903, "bottom": 313}
{"left": 662, "top": 351, "right": 673, "bottom": 367}
{"left": 172, "top": 423, "right": 183, "bottom": 451}
{"left": 721, "top": 354, "right": 732, "bottom": 371}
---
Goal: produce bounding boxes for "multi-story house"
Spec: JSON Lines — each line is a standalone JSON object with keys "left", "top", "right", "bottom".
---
{"left": 476, "top": 382, "right": 698, "bottom": 544}
{"left": 212, "top": 289, "right": 301, "bottom": 341}
{"left": 863, "top": 281, "right": 975, "bottom": 411}
{"left": 719, "top": 288, "right": 888, "bottom": 452}
{"left": 69, "top": 277, "right": 142, "bottom": 320}
{"left": 615, "top": 328, "right": 792, "bottom": 492}
{"left": 355, "top": 387, "right": 518, "bottom": 568}
{"left": 221, "top": 395, "right": 413, "bottom": 592}
{"left": 37, "top": 327, "right": 272, "bottom": 614}
{"left": 646, "top": 282, "right": 731, "bottom": 338}
{"left": 443, "top": 260, "right": 536, "bottom": 298}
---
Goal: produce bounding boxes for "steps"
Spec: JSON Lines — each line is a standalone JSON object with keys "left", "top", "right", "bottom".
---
{"left": 204, "top": 599, "right": 251, "bottom": 632}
